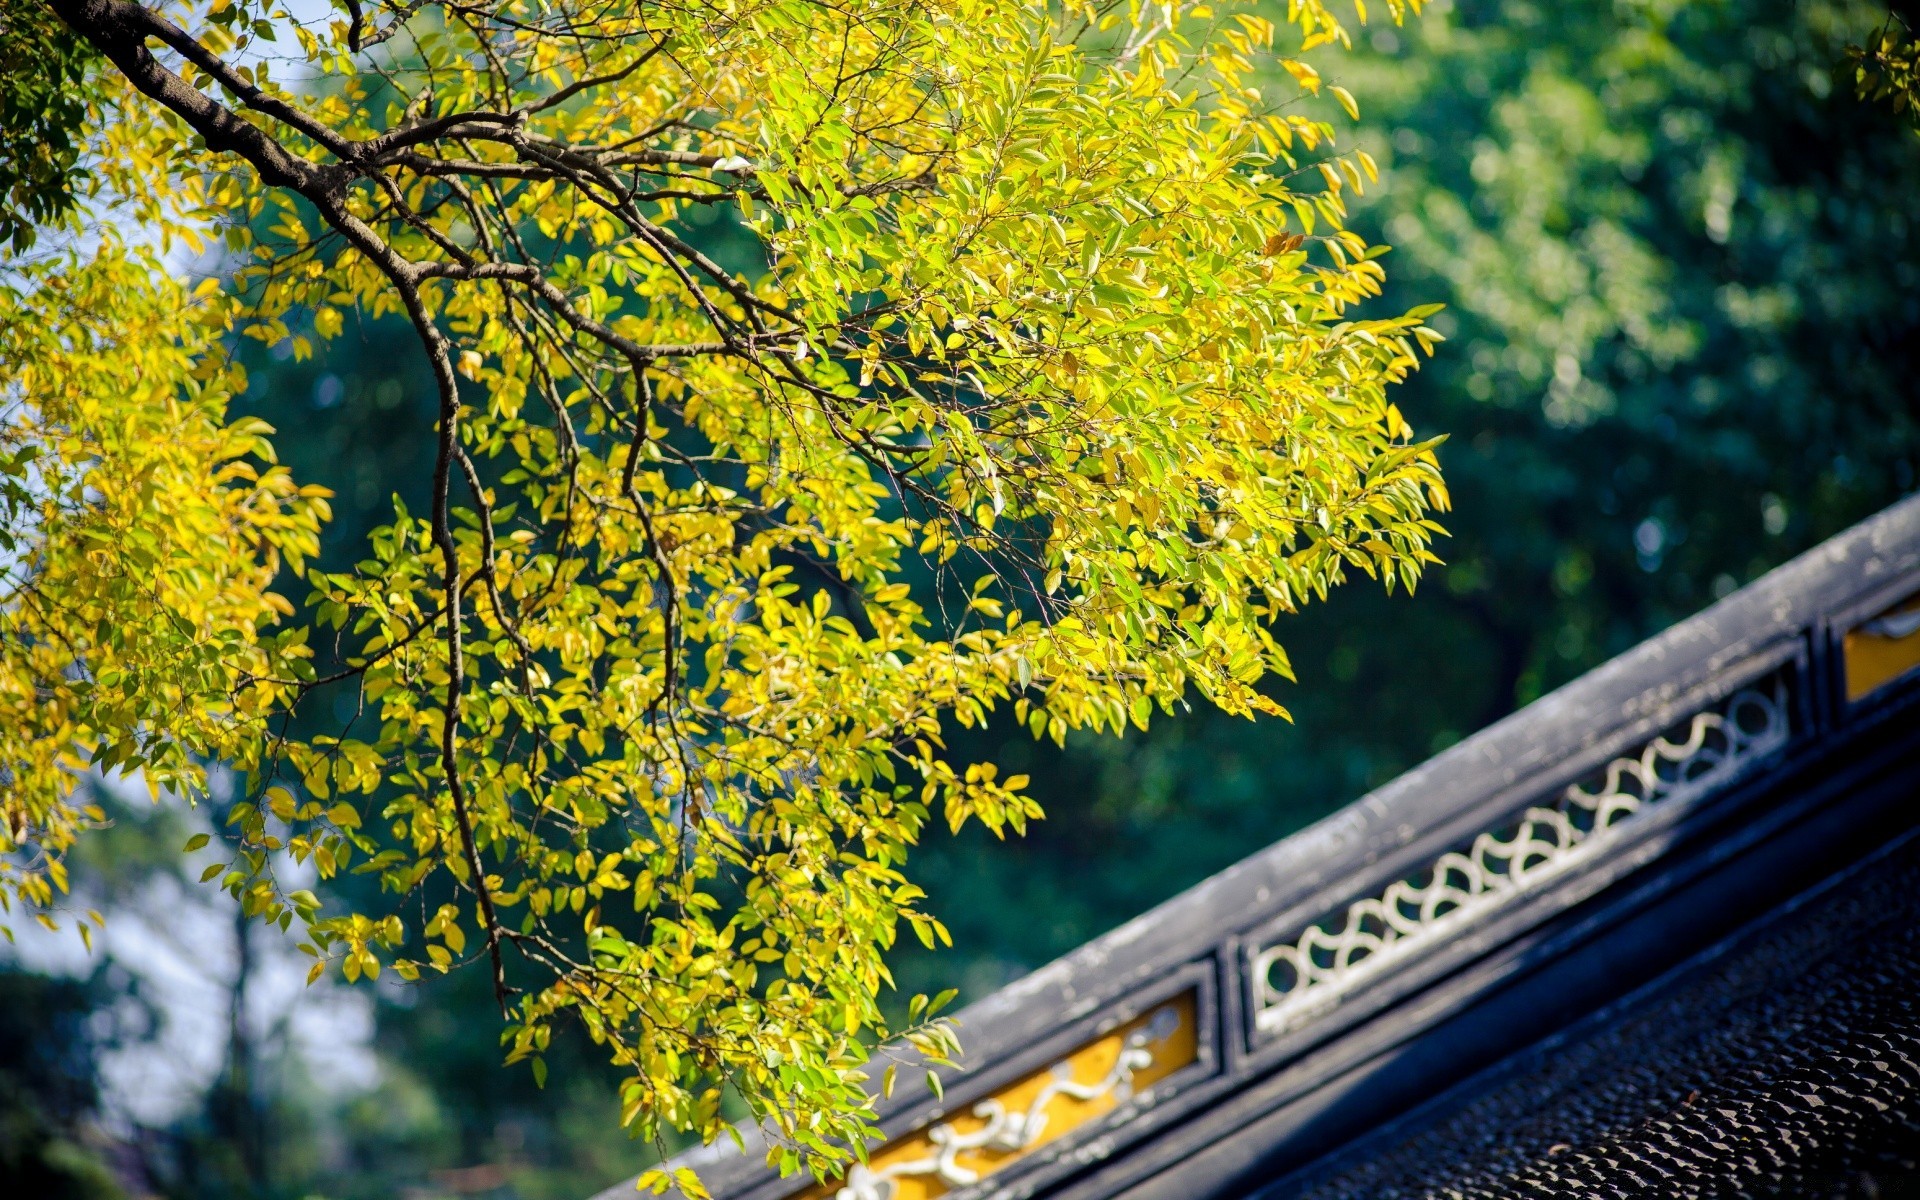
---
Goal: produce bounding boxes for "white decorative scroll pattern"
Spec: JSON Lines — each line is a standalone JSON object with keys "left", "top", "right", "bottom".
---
{"left": 1251, "top": 683, "right": 1790, "bottom": 1035}
{"left": 835, "top": 1006, "right": 1184, "bottom": 1200}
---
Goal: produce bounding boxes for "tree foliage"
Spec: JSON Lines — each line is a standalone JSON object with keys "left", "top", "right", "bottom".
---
{"left": 893, "top": 0, "right": 1920, "bottom": 998}
{"left": 0, "top": 246, "right": 326, "bottom": 942}
{"left": 1850, "top": 12, "right": 1920, "bottom": 127}
{"left": 0, "top": 0, "right": 100, "bottom": 248}
{"left": 4, "top": 0, "right": 1444, "bottom": 1182}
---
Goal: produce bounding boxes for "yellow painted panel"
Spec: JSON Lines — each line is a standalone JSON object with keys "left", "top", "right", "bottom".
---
{"left": 1845, "top": 592, "right": 1920, "bottom": 702}
{"left": 802, "top": 990, "right": 1199, "bottom": 1200}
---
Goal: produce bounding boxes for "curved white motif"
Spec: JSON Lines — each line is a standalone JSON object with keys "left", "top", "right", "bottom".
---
{"left": 1251, "top": 684, "right": 1789, "bottom": 1034}
{"left": 1863, "top": 607, "right": 1920, "bottom": 640}
{"left": 835, "top": 1006, "right": 1183, "bottom": 1200}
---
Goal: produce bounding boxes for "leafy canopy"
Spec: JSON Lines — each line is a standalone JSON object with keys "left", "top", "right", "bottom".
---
{"left": 5, "top": 0, "right": 1443, "bottom": 1183}
{"left": 1849, "top": 11, "right": 1920, "bottom": 128}
{"left": 902, "top": 0, "right": 1920, "bottom": 999}
{"left": 0, "top": 0, "right": 100, "bottom": 248}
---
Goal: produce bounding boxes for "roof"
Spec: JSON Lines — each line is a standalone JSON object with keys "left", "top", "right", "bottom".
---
{"left": 1266, "top": 825, "right": 1920, "bottom": 1199}
{"left": 600, "top": 491, "right": 1920, "bottom": 1200}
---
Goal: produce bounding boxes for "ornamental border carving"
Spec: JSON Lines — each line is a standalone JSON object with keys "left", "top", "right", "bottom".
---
{"left": 1249, "top": 682, "right": 1791, "bottom": 1035}
{"left": 834, "top": 1005, "right": 1188, "bottom": 1200}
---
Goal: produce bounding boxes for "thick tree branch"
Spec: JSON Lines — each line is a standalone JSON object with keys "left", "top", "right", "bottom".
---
{"left": 47, "top": 0, "right": 333, "bottom": 192}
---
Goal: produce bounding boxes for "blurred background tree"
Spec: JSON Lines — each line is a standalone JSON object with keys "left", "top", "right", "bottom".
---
{"left": 5, "top": 0, "right": 1917, "bottom": 1196}
{"left": 0, "top": 968, "right": 133, "bottom": 1199}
